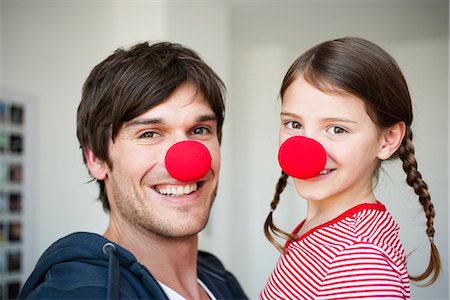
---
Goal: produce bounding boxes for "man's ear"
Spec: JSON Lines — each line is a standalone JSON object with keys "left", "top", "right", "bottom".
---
{"left": 84, "top": 147, "right": 108, "bottom": 180}
{"left": 377, "top": 122, "right": 406, "bottom": 160}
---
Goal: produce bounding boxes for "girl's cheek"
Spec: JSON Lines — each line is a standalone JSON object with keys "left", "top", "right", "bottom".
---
{"left": 319, "top": 142, "right": 334, "bottom": 163}
{"left": 279, "top": 130, "right": 293, "bottom": 146}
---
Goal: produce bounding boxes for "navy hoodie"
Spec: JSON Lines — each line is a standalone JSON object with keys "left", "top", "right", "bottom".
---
{"left": 18, "top": 232, "right": 248, "bottom": 299}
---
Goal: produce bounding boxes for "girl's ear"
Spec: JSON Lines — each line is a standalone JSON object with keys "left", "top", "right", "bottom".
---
{"left": 84, "top": 147, "right": 108, "bottom": 180}
{"left": 377, "top": 122, "right": 406, "bottom": 160}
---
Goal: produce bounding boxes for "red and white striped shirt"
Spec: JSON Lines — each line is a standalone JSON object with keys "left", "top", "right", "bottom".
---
{"left": 261, "top": 203, "right": 410, "bottom": 300}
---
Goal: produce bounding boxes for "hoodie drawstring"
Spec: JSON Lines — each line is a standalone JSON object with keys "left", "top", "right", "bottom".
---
{"left": 102, "top": 242, "right": 120, "bottom": 299}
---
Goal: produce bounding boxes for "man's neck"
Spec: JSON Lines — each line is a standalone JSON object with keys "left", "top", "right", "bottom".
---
{"left": 103, "top": 219, "right": 203, "bottom": 298}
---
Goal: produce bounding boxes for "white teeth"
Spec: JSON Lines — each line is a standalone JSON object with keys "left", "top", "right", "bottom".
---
{"left": 156, "top": 183, "right": 197, "bottom": 196}
{"left": 177, "top": 186, "right": 183, "bottom": 195}
{"left": 184, "top": 185, "right": 191, "bottom": 194}
{"left": 320, "top": 170, "right": 330, "bottom": 175}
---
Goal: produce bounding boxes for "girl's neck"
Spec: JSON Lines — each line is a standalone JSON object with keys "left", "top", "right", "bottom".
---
{"left": 298, "top": 192, "right": 377, "bottom": 237}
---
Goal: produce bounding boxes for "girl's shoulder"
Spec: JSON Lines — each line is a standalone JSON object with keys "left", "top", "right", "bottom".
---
{"left": 324, "top": 203, "right": 407, "bottom": 266}
{"left": 298, "top": 202, "right": 394, "bottom": 241}
{"left": 328, "top": 202, "right": 401, "bottom": 245}
{"left": 297, "top": 202, "right": 402, "bottom": 254}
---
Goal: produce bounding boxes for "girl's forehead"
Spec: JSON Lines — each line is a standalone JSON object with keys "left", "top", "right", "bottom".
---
{"left": 283, "top": 78, "right": 365, "bottom": 109}
{"left": 281, "top": 83, "right": 379, "bottom": 129}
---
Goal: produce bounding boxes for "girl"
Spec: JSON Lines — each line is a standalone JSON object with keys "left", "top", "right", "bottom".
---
{"left": 261, "top": 37, "right": 440, "bottom": 299}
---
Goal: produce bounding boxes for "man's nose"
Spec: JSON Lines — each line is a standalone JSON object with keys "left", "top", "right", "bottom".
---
{"left": 165, "top": 140, "right": 212, "bottom": 182}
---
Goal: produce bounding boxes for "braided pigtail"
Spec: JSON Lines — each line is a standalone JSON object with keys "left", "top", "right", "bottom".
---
{"left": 264, "top": 171, "right": 294, "bottom": 252}
{"left": 398, "top": 127, "right": 441, "bottom": 285}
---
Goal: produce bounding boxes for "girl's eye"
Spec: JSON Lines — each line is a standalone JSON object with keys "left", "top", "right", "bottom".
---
{"left": 140, "top": 131, "right": 160, "bottom": 138}
{"left": 285, "top": 121, "right": 302, "bottom": 130}
{"left": 193, "top": 127, "right": 210, "bottom": 135}
{"left": 326, "top": 126, "right": 347, "bottom": 135}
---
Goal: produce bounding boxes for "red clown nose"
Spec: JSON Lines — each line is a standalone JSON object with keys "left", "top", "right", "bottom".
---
{"left": 278, "top": 136, "right": 327, "bottom": 179}
{"left": 165, "top": 141, "right": 212, "bottom": 182}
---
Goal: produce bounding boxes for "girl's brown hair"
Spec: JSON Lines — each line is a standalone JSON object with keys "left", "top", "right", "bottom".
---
{"left": 264, "top": 37, "right": 440, "bottom": 285}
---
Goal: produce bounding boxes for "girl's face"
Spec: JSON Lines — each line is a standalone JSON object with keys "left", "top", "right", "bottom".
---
{"left": 279, "top": 75, "right": 388, "bottom": 205}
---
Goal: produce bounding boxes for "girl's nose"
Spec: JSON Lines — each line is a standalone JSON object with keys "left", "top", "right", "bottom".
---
{"left": 165, "top": 140, "right": 212, "bottom": 182}
{"left": 278, "top": 136, "right": 327, "bottom": 179}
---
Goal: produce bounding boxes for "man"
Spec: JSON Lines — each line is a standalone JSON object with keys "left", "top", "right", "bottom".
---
{"left": 19, "top": 42, "right": 247, "bottom": 299}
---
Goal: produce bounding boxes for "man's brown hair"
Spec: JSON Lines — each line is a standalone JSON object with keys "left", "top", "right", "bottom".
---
{"left": 77, "top": 42, "right": 225, "bottom": 211}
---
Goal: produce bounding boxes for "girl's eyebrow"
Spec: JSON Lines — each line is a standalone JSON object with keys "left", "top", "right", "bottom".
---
{"left": 280, "top": 111, "right": 300, "bottom": 118}
{"left": 281, "top": 112, "right": 357, "bottom": 124}
{"left": 322, "top": 117, "right": 357, "bottom": 124}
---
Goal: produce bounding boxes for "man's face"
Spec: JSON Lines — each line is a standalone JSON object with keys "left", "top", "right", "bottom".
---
{"left": 94, "top": 82, "right": 220, "bottom": 239}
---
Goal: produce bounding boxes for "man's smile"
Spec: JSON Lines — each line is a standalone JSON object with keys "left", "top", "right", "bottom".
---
{"left": 155, "top": 183, "right": 198, "bottom": 196}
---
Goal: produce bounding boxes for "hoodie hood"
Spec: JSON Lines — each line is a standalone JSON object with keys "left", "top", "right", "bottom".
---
{"left": 18, "top": 232, "right": 167, "bottom": 299}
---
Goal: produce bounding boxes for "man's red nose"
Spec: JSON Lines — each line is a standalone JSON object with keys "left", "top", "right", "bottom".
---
{"left": 165, "top": 141, "right": 212, "bottom": 182}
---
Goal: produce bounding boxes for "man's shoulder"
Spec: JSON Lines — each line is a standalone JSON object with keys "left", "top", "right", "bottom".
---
{"left": 197, "top": 250, "right": 226, "bottom": 274}
{"left": 18, "top": 232, "right": 147, "bottom": 299}
{"left": 197, "top": 251, "right": 248, "bottom": 300}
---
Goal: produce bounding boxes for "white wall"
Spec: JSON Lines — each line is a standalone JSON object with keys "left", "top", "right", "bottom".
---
{"left": 0, "top": 1, "right": 2, "bottom": 85}
{"left": 382, "top": 38, "right": 448, "bottom": 300}
{"left": 0, "top": 1, "right": 448, "bottom": 299}
{"left": 0, "top": 0, "right": 168, "bottom": 276}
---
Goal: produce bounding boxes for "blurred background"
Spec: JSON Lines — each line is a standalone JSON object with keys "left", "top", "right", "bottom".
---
{"left": 0, "top": 0, "right": 448, "bottom": 299}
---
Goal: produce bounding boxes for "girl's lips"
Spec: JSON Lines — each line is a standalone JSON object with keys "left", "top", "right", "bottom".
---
{"left": 319, "top": 169, "right": 334, "bottom": 175}
{"left": 305, "top": 168, "right": 336, "bottom": 180}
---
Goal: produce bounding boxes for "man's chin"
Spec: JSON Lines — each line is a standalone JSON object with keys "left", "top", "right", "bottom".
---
{"left": 155, "top": 215, "right": 211, "bottom": 239}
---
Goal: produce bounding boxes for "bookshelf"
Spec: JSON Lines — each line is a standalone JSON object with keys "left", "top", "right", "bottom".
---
{"left": 0, "top": 99, "right": 29, "bottom": 299}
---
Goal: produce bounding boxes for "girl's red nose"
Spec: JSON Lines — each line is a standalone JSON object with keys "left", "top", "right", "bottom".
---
{"left": 278, "top": 136, "right": 327, "bottom": 179}
{"left": 165, "top": 141, "right": 212, "bottom": 182}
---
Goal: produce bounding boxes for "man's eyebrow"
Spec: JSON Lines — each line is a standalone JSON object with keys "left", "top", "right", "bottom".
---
{"left": 124, "top": 118, "right": 164, "bottom": 128}
{"left": 197, "top": 114, "right": 217, "bottom": 123}
{"left": 124, "top": 114, "right": 217, "bottom": 128}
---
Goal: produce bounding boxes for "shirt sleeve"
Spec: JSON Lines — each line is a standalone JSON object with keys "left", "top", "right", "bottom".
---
{"left": 316, "top": 242, "right": 410, "bottom": 299}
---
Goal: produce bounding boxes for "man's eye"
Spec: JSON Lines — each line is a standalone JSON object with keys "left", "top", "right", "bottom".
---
{"left": 140, "top": 131, "right": 159, "bottom": 138}
{"left": 285, "top": 121, "right": 302, "bottom": 130}
{"left": 326, "top": 126, "right": 347, "bottom": 134}
{"left": 193, "top": 127, "right": 210, "bottom": 135}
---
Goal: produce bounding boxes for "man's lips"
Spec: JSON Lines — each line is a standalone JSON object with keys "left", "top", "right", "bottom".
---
{"left": 153, "top": 181, "right": 205, "bottom": 196}
{"left": 155, "top": 183, "right": 197, "bottom": 196}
